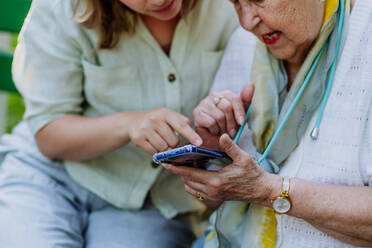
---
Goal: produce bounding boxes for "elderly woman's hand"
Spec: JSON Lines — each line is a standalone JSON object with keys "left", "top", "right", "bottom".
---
{"left": 163, "top": 133, "right": 280, "bottom": 206}
{"left": 193, "top": 84, "right": 254, "bottom": 150}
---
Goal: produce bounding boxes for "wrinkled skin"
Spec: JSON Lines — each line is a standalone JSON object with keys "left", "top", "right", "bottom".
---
{"left": 166, "top": 0, "right": 326, "bottom": 207}
{"left": 192, "top": 84, "right": 253, "bottom": 151}
{"left": 170, "top": 0, "right": 326, "bottom": 208}
{"left": 163, "top": 134, "right": 280, "bottom": 209}
{"left": 231, "top": 0, "right": 324, "bottom": 66}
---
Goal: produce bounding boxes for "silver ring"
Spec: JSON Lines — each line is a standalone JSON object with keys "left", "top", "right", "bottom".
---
{"left": 213, "top": 96, "right": 222, "bottom": 106}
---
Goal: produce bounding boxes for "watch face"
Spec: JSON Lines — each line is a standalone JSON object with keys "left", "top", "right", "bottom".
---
{"left": 273, "top": 197, "right": 291, "bottom": 214}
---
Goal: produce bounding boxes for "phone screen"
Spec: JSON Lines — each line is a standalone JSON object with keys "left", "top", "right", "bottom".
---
{"left": 153, "top": 145, "right": 233, "bottom": 169}
{"left": 160, "top": 153, "right": 232, "bottom": 168}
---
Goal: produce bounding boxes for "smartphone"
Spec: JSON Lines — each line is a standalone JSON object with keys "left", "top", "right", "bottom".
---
{"left": 152, "top": 145, "right": 232, "bottom": 168}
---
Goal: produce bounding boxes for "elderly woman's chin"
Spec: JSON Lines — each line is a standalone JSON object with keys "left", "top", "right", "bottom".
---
{"left": 268, "top": 44, "right": 308, "bottom": 65}
{"left": 268, "top": 46, "right": 294, "bottom": 62}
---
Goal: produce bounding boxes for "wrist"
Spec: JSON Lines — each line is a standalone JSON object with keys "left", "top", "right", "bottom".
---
{"left": 114, "top": 111, "right": 133, "bottom": 146}
{"left": 257, "top": 173, "right": 282, "bottom": 207}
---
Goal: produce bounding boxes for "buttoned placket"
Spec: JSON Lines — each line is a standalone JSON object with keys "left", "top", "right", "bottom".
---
{"left": 137, "top": 18, "right": 188, "bottom": 114}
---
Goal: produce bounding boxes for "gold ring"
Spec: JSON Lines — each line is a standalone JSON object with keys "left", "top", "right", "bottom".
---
{"left": 196, "top": 191, "right": 204, "bottom": 201}
{"left": 213, "top": 96, "right": 222, "bottom": 106}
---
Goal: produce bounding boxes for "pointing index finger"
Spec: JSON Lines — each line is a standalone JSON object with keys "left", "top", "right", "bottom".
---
{"left": 166, "top": 114, "right": 203, "bottom": 146}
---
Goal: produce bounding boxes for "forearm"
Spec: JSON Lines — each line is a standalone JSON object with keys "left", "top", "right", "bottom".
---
{"left": 313, "top": 224, "right": 372, "bottom": 247}
{"left": 264, "top": 176, "right": 372, "bottom": 244}
{"left": 35, "top": 112, "right": 131, "bottom": 161}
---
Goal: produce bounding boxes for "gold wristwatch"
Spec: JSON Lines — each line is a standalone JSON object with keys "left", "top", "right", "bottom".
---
{"left": 272, "top": 177, "right": 292, "bottom": 214}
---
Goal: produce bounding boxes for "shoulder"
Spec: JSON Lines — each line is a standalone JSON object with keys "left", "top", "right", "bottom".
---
{"left": 26, "top": 0, "right": 76, "bottom": 23}
{"left": 228, "top": 27, "right": 258, "bottom": 48}
{"left": 223, "top": 27, "right": 258, "bottom": 60}
{"left": 355, "top": 0, "right": 372, "bottom": 11}
{"left": 350, "top": 0, "right": 372, "bottom": 25}
{"left": 220, "top": 27, "right": 258, "bottom": 69}
{"left": 20, "top": 0, "right": 90, "bottom": 53}
{"left": 198, "top": 0, "right": 236, "bottom": 14}
{"left": 212, "top": 28, "right": 258, "bottom": 93}
{"left": 190, "top": 0, "right": 237, "bottom": 23}
{"left": 22, "top": 0, "right": 81, "bottom": 38}
{"left": 185, "top": 0, "right": 239, "bottom": 50}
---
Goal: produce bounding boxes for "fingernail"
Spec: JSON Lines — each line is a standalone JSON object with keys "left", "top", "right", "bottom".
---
{"left": 229, "top": 129, "right": 236, "bottom": 138}
{"left": 239, "top": 116, "right": 245, "bottom": 125}
{"left": 194, "top": 139, "right": 203, "bottom": 147}
{"left": 162, "top": 163, "right": 171, "bottom": 169}
{"left": 221, "top": 133, "right": 229, "bottom": 144}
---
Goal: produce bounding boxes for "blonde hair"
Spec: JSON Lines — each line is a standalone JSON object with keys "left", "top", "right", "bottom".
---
{"left": 73, "top": 0, "right": 198, "bottom": 49}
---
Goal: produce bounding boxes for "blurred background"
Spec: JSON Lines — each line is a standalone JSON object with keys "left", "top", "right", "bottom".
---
{"left": 0, "top": 0, "right": 31, "bottom": 135}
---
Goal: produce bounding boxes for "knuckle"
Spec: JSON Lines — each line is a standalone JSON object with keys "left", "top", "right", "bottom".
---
{"left": 201, "top": 98, "right": 209, "bottom": 106}
{"left": 215, "top": 112, "right": 225, "bottom": 122}
{"left": 169, "top": 138, "right": 180, "bottom": 148}
{"left": 183, "top": 117, "right": 191, "bottom": 126}
{"left": 208, "top": 92, "right": 215, "bottom": 98}
{"left": 175, "top": 117, "right": 190, "bottom": 129}
{"left": 159, "top": 144, "right": 169, "bottom": 152}
{"left": 147, "top": 115, "right": 159, "bottom": 123}
{"left": 221, "top": 90, "right": 230, "bottom": 95}
{"left": 210, "top": 176, "right": 223, "bottom": 188}
{"left": 223, "top": 101, "right": 233, "bottom": 111}
{"left": 184, "top": 185, "right": 191, "bottom": 193}
{"left": 193, "top": 112, "right": 203, "bottom": 125}
{"left": 232, "top": 94, "right": 240, "bottom": 101}
{"left": 176, "top": 122, "right": 187, "bottom": 130}
{"left": 140, "top": 126, "right": 151, "bottom": 134}
{"left": 193, "top": 108, "right": 200, "bottom": 118}
{"left": 131, "top": 134, "right": 143, "bottom": 144}
{"left": 206, "top": 119, "right": 217, "bottom": 128}
{"left": 159, "top": 107, "right": 168, "bottom": 113}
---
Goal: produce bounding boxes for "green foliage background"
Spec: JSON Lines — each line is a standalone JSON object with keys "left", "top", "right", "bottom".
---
{"left": 6, "top": 93, "right": 24, "bottom": 133}
{"left": 5, "top": 34, "right": 25, "bottom": 133}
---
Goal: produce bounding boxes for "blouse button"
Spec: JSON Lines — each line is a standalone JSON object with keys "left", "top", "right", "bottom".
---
{"left": 168, "top": 73, "right": 176, "bottom": 83}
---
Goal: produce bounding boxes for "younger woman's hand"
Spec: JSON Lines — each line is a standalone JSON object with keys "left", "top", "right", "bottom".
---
{"left": 127, "top": 108, "right": 202, "bottom": 154}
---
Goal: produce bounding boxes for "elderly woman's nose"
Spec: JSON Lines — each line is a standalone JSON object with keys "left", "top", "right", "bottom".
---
{"left": 239, "top": 6, "right": 260, "bottom": 32}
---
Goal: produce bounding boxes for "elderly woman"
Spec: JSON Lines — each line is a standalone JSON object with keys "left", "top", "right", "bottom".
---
{"left": 163, "top": 0, "right": 372, "bottom": 247}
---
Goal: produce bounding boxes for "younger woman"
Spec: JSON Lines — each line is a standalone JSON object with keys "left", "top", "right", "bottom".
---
{"left": 0, "top": 0, "right": 237, "bottom": 247}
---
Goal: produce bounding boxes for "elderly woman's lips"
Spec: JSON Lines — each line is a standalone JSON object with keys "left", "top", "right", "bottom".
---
{"left": 262, "top": 31, "right": 282, "bottom": 45}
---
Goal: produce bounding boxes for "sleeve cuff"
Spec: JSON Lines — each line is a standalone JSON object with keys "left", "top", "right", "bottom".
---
{"left": 25, "top": 113, "right": 66, "bottom": 136}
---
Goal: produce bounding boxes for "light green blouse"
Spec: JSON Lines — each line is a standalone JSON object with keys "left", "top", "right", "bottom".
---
{"left": 13, "top": 0, "right": 238, "bottom": 218}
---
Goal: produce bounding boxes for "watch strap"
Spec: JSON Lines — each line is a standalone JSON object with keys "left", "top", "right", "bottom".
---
{"left": 281, "top": 177, "right": 290, "bottom": 197}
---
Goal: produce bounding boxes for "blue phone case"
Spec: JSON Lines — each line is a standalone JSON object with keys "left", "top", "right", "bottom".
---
{"left": 152, "top": 145, "right": 232, "bottom": 168}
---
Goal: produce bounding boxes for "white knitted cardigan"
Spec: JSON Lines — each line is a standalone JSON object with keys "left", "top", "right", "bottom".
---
{"left": 212, "top": 0, "right": 372, "bottom": 247}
